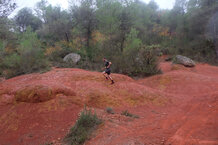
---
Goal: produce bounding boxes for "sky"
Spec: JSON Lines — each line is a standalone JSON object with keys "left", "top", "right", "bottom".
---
{"left": 10, "top": 0, "right": 175, "bottom": 17}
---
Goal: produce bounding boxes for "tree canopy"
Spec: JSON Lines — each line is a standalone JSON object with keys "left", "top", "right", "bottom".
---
{"left": 0, "top": 0, "right": 218, "bottom": 78}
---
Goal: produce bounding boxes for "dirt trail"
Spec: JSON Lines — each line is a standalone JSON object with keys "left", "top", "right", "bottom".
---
{"left": 0, "top": 62, "right": 217, "bottom": 145}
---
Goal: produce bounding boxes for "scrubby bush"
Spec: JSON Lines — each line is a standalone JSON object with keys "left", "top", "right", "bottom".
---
{"left": 124, "top": 28, "right": 142, "bottom": 53}
{"left": 0, "top": 27, "right": 49, "bottom": 78}
{"left": 18, "top": 28, "right": 49, "bottom": 73}
{"left": 111, "top": 46, "right": 161, "bottom": 76}
{"left": 185, "top": 39, "right": 217, "bottom": 64}
{"left": 45, "top": 43, "right": 72, "bottom": 65}
{"left": 137, "top": 47, "right": 162, "bottom": 76}
{"left": 0, "top": 40, "right": 7, "bottom": 51}
{"left": 0, "top": 53, "right": 21, "bottom": 77}
{"left": 106, "top": 107, "right": 114, "bottom": 114}
{"left": 64, "top": 107, "right": 102, "bottom": 145}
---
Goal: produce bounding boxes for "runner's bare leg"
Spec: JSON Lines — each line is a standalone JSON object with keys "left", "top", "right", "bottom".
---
{"left": 102, "top": 72, "right": 108, "bottom": 79}
{"left": 107, "top": 74, "right": 113, "bottom": 81}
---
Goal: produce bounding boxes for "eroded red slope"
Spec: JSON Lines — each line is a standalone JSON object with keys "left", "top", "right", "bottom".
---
{"left": 0, "top": 62, "right": 217, "bottom": 145}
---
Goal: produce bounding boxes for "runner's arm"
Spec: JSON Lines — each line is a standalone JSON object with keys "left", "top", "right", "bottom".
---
{"left": 107, "top": 62, "right": 112, "bottom": 68}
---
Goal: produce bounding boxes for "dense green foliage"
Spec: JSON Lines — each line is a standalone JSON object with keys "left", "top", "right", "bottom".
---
{"left": 64, "top": 107, "right": 102, "bottom": 145}
{"left": 106, "top": 107, "right": 115, "bottom": 114}
{"left": 0, "top": 0, "right": 217, "bottom": 78}
{"left": 0, "top": 27, "right": 49, "bottom": 78}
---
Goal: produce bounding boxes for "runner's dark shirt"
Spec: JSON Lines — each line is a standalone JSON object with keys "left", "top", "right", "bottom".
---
{"left": 105, "top": 60, "right": 110, "bottom": 68}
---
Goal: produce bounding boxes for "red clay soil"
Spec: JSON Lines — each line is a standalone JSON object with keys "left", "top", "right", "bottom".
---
{"left": 0, "top": 62, "right": 217, "bottom": 145}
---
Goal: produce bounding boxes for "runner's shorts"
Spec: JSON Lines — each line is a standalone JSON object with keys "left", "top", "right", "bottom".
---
{"left": 105, "top": 68, "right": 111, "bottom": 75}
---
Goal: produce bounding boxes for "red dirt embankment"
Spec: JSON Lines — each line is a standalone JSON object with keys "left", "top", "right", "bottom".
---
{"left": 0, "top": 62, "right": 217, "bottom": 145}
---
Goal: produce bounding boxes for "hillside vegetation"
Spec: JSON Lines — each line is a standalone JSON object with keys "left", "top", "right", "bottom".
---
{"left": 0, "top": 0, "right": 218, "bottom": 78}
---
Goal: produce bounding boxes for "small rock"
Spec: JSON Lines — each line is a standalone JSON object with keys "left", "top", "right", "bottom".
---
{"left": 28, "top": 134, "right": 33, "bottom": 138}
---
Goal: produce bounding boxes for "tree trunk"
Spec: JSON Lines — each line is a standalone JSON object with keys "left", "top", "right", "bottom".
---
{"left": 65, "top": 32, "right": 69, "bottom": 42}
{"left": 120, "top": 36, "right": 125, "bottom": 52}
{"left": 87, "top": 21, "right": 92, "bottom": 49}
{"left": 213, "top": 15, "right": 218, "bottom": 58}
{"left": 215, "top": 39, "right": 218, "bottom": 58}
{"left": 86, "top": 21, "right": 92, "bottom": 59}
{"left": 87, "top": 30, "right": 91, "bottom": 49}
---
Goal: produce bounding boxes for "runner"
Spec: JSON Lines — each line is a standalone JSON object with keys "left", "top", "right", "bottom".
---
{"left": 102, "top": 58, "right": 115, "bottom": 84}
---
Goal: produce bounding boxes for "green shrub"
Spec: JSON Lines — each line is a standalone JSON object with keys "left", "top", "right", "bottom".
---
{"left": 18, "top": 27, "right": 49, "bottom": 73}
{"left": 0, "top": 27, "right": 50, "bottom": 78}
{"left": 46, "top": 42, "right": 72, "bottom": 63}
{"left": 137, "top": 48, "right": 162, "bottom": 76}
{"left": 167, "top": 38, "right": 218, "bottom": 65}
{"left": 0, "top": 53, "right": 22, "bottom": 78}
{"left": 106, "top": 107, "right": 114, "bottom": 114}
{"left": 186, "top": 39, "right": 217, "bottom": 64}
{"left": 64, "top": 107, "right": 102, "bottom": 145}
{"left": 111, "top": 46, "right": 161, "bottom": 76}
{"left": 0, "top": 40, "right": 7, "bottom": 51}
{"left": 124, "top": 28, "right": 142, "bottom": 52}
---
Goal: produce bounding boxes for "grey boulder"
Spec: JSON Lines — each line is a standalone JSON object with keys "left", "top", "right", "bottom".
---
{"left": 173, "top": 55, "right": 196, "bottom": 67}
{"left": 63, "top": 53, "right": 81, "bottom": 64}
